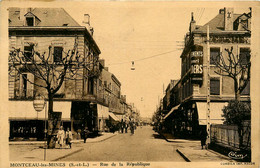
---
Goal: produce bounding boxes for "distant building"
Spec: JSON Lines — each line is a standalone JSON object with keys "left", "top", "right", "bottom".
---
{"left": 163, "top": 8, "right": 251, "bottom": 137}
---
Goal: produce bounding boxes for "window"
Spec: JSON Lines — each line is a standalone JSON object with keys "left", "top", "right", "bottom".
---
{"left": 210, "top": 48, "right": 220, "bottom": 65}
{"left": 241, "top": 81, "right": 250, "bottom": 95}
{"left": 53, "top": 47, "right": 63, "bottom": 62}
{"left": 240, "top": 48, "right": 250, "bottom": 65}
{"left": 21, "top": 74, "right": 28, "bottom": 97}
{"left": 240, "top": 19, "right": 248, "bottom": 30}
{"left": 210, "top": 78, "right": 220, "bottom": 95}
{"left": 24, "top": 45, "right": 33, "bottom": 61}
{"left": 26, "top": 17, "right": 34, "bottom": 26}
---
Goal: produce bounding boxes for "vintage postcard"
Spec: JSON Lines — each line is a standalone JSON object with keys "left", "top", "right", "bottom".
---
{"left": 0, "top": 1, "right": 259, "bottom": 168}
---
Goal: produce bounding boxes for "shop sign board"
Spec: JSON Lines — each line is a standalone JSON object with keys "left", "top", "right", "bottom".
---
{"left": 191, "top": 51, "right": 203, "bottom": 83}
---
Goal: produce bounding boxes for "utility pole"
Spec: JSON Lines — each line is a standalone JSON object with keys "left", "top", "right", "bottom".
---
{"left": 206, "top": 25, "right": 211, "bottom": 148}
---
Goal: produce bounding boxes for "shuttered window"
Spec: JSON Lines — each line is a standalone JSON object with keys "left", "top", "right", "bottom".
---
{"left": 24, "top": 45, "right": 33, "bottom": 62}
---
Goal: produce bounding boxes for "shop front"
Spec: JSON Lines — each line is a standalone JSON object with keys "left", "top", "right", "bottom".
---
{"left": 175, "top": 101, "right": 228, "bottom": 139}
{"left": 9, "top": 100, "right": 71, "bottom": 140}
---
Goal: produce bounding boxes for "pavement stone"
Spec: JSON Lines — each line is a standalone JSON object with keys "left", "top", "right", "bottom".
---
{"left": 160, "top": 132, "right": 235, "bottom": 162}
{"left": 9, "top": 132, "right": 117, "bottom": 161}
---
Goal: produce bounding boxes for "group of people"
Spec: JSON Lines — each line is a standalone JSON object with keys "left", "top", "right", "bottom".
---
{"left": 120, "top": 121, "right": 136, "bottom": 135}
{"left": 56, "top": 126, "right": 73, "bottom": 149}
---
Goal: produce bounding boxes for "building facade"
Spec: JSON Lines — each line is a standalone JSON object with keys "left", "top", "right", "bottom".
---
{"left": 8, "top": 8, "right": 103, "bottom": 140}
{"left": 163, "top": 8, "right": 251, "bottom": 138}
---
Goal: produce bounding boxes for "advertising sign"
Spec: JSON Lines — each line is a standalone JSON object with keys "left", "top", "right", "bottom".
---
{"left": 190, "top": 51, "right": 203, "bottom": 83}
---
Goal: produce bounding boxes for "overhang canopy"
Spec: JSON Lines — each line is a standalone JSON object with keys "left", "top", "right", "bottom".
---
{"left": 196, "top": 102, "right": 228, "bottom": 125}
{"left": 97, "top": 104, "right": 109, "bottom": 119}
{"left": 9, "top": 100, "right": 71, "bottom": 121}
{"left": 163, "top": 105, "right": 180, "bottom": 120}
{"left": 109, "top": 112, "right": 120, "bottom": 121}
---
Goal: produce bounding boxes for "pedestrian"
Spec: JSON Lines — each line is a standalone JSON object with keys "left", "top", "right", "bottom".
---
{"left": 121, "top": 121, "right": 125, "bottom": 133}
{"left": 200, "top": 128, "right": 207, "bottom": 149}
{"left": 83, "top": 127, "right": 89, "bottom": 143}
{"left": 125, "top": 123, "right": 128, "bottom": 133}
{"left": 130, "top": 122, "right": 134, "bottom": 135}
{"left": 57, "top": 126, "right": 65, "bottom": 148}
{"left": 65, "top": 128, "right": 73, "bottom": 148}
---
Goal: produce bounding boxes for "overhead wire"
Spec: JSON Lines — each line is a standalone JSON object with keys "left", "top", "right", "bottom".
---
{"left": 108, "top": 49, "right": 180, "bottom": 66}
{"left": 197, "top": 8, "right": 205, "bottom": 25}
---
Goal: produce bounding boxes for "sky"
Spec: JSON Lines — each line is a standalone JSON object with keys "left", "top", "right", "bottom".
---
{"left": 64, "top": 3, "right": 251, "bottom": 118}
{"left": 1, "top": 1, "right": 251, "bottom": 119}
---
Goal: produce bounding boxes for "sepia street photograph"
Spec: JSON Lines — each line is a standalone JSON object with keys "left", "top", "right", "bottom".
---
{"left": 0, "top": 1, "right": 259, "bottom": 168}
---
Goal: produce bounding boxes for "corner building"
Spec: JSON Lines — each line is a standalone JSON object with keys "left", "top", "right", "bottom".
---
{"left": 8, "top": 8, "right": 103, "bottom": 140}
{"left": 171, "top": 8, "right": 251, "bottom": 138}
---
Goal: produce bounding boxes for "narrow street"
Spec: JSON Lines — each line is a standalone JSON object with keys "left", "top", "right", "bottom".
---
{"left": 60, "top": 126, "right": 185, "bottom": 161}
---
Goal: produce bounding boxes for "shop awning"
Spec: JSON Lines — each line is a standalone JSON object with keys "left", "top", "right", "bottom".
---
{"left": 163, "top": 105, "right": 180, "bottom": 120}
{"left": 9, "top": 100, "right": 71, "bottom": 121}
{"left": 196, "top": 102, "right": 228, "bottom": 125}
{"left": 97, "top": 104, "right": 109, "bottom": 119}
{"left": 109, "top": 112, "right": 120, "bottom": 121}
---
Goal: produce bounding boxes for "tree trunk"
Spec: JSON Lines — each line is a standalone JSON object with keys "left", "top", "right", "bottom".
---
{"left": 47, "top": 92, "right": 56, "bottom": 149}
{"left": 234, "top": 78, "right": 240, "bottom": 101}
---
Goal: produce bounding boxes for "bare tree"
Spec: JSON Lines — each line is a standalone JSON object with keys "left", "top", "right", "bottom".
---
{"left": 213, "top": 46, "right": 251, "bottom": 101}
{"left": 9, "top": 37, "right": 100, "bottom": 148}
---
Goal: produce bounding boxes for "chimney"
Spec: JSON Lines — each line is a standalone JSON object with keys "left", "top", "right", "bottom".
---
{"left": 90, "top": 27, "right": 94, "bottom": 36}
{"left": 20, "top": 8, "right": 27, "bottom": 21}
{"left": 219, "top": 8, "right": 225, "bottom": 14}
{"left": 83, "top": 14, "right": 94, "bottom": 36}
{"left": 189, "top": 12, "right": 196, "bottom": 32}
{"left": 224, "top": 7, "right": 234, "bottom": 31}
{"left": 83, "top": 14, "right": 90, "bottom": 25}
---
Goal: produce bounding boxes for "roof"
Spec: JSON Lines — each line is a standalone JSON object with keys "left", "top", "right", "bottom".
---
{"left": 194, "top": 13, "right": 242, "bottom": 33}
{"left": 9, "top": 8, "right": 81, "bottom": 27}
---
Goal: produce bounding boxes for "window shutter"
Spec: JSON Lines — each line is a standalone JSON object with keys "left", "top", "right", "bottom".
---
{"left": 27, "top": 73, "right": 34, "bottom": 98}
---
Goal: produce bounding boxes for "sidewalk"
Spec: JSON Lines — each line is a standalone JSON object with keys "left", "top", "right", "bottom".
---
{"left": 160, "top": 133, "right": 235, "bottom": 162}
{"left": 9, "top": 132, "right": 117, "bottom": 161}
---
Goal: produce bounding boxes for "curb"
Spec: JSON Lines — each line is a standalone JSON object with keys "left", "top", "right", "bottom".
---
{"left": 51, "top": 134, "right": 117, "bottom": 161}
{"left": 9, "top": 134, "right": 117, "bottom": 145}
{"left": 52, "top": 148, "right": 84, "bottom": 161}
{"left": 158, "top": 132, "right": 170, "bottom": 142}
{"left": 176, "top": 149, "right": 191, "bottom": 162}
{"left": 87, "top": 133, "right": 117, "bottom": 143}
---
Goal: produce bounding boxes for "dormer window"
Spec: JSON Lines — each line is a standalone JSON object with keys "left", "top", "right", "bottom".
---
{"left": 26, "top": 17, "right": 34, "bottom": 26}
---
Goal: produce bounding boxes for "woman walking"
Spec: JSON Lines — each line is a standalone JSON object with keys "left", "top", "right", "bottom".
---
{"left": 57, "top": 126, "right": 65, "bottom": 148}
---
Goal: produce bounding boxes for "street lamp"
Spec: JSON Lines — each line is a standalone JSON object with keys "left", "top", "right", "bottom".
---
{"left": 33, "top": 94, "right": 47, "bottom": 161}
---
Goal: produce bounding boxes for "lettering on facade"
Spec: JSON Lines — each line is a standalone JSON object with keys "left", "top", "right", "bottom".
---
{"left": 204, "top": 35, "right": 250, "bottom": 44}
{"left": 190, "top": 51, "right": 203, "bottom": 84}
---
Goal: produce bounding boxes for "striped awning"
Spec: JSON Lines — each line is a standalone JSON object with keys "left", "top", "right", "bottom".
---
{"left": 196, "top": 102, "right": 227, "bottom": 125}
{"left": 163, "top": 105, "right": 180, "bottom": 120}
{"left": 109, "top": 112, "right": 120, "bottom": 121}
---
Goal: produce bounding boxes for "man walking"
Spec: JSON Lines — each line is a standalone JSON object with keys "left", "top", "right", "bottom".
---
{"left": 65, "top": 128, "right": 73, "bottom": 148}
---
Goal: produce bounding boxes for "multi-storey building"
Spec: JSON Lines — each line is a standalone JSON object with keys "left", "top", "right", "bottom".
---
{"left": 8, "top": 8, "right": 105, "bottom": 140}
{"left": 100, "top": 66, "right": 121, "bottom": 123}
{"left": 164, "top": 8, "right": 251, "bottom": 138}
